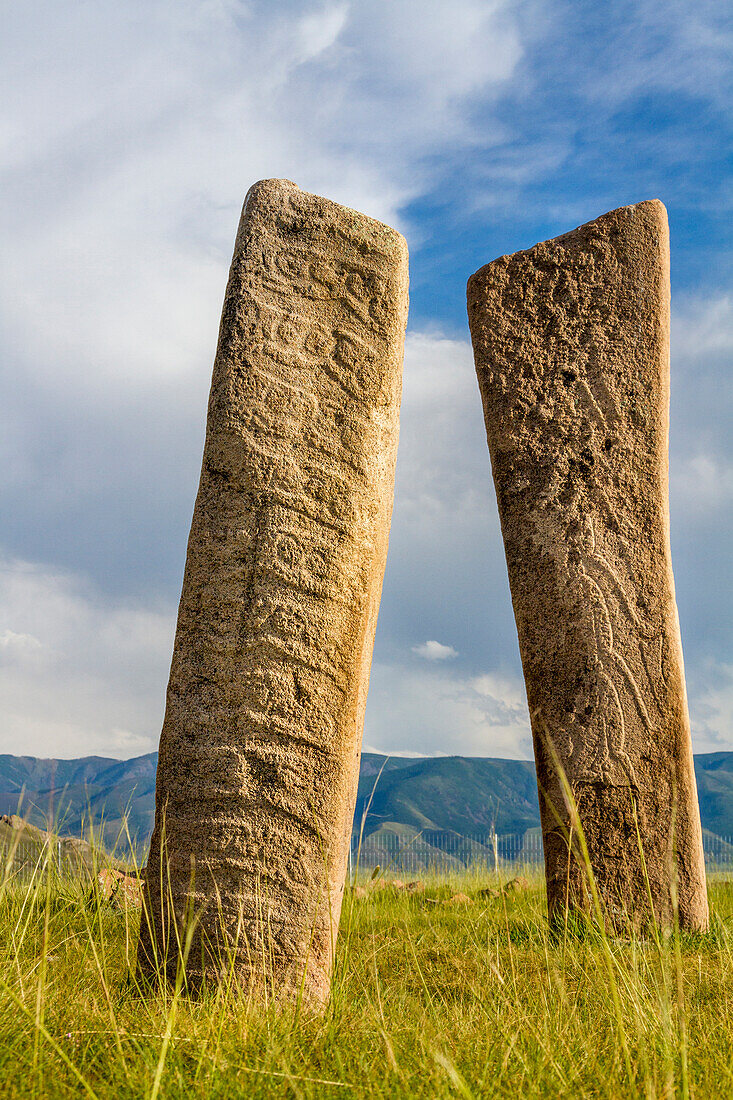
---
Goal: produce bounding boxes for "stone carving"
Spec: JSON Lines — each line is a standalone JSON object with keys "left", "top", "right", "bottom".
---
{"left": 467, "top": 201, "right": 708, "bottom": 929}
{"left": 136, "top": 180, "right": 408, "bottom": 1004}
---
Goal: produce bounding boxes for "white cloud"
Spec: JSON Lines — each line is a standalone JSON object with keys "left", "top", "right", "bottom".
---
{"left": 569, "top": 0, "right": 732, "bottom": 112}
{"left": 471, "top": 672, "right": 527, "bottom": 711}
{"left": 0, "top": 554, "right": 174, "bottom": 759}
{"left": 0, "top": 0, "right": 528, "bottom": 613}
{"left": 397, "top": 331, "right": 493, "bottom": 517}
{"left": 673, "top": 295, "right": 733, "bottom": 360}
{"left": 0, "top": 545, "right": 529, "bottom": 763}
{"left": 672, "top": 454, "right": 733, "bottom": 512}
{"left": 0, "top": 1, "right": 730, "bottom": 765}
{"left": 689, "top": 661, "right": 733, "bottom": 754}
{"left": 669, "top": 293, "right": 733, "bottom": 516}
{"left": 384, "top": 330, "right": 514, "bottom": 672}
{"left": 412, "top": 640, "right": 459, "bottom": 661}
{"left": 0, "top": 0, "right": 526, "bottom": 400}
{"left": 365, "top": 660, "right": 531, "bottom": 758}
{"left": 0, "top": 630, "right": 42, "bottom": 653}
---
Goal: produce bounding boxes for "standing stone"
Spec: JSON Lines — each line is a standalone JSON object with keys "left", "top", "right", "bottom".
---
{"left": 137, "top": 180, "right": 408, "bottom": 1004}
{"left": 467, "top": 201, "right": 708, "bottom": 930}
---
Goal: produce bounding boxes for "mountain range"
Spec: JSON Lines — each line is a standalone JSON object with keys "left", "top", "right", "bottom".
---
{"left": 3, "top": 749, "right": 733, "bottom": 854}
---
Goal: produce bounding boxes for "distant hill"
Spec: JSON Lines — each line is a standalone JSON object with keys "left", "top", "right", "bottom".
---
{"left": 2, "top": 749, "right": 733, "bottom": 853}
{"left": 691, "top": 753, "right": 733, "bottom": 839}
{"left": 0, "top": 753, "right": 157, "bottom": 853}
{"left": 355, "top": 754, "right": 540, "bottom": 836}
{"left": 0, "top": 813, "right": 114, "bottom": 877}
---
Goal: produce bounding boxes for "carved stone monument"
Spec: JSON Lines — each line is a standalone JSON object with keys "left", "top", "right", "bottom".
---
{"left": 467, "top": 201, "right": 708, "bottom": 930}
{"left": 137, "top": 180, "right": 408, "bottom": 1004}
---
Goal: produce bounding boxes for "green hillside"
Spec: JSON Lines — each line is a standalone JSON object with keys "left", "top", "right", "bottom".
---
{"left": 2, "top": 750, "right": 733, "bottom": 853}
{"left": 692, "top": 753, "right": 733, "bottom": 839}
{"left": 0, "top": 753, "right": 157, "bottom": 854}
{"left": 355, "top": 754, "right": 540, "bottom": 836}
{"left": 0, "top": 813, "right": 114, "bottom": 877}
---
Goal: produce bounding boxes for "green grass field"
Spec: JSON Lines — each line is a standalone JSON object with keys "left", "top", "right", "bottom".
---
{"left": 3, "top": 850, "right": 733, "bottom": 1099}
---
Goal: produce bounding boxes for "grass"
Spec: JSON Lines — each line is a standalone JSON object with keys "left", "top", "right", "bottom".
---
{"left": 3, "top": 848, "right": 733, "bottom": 1099}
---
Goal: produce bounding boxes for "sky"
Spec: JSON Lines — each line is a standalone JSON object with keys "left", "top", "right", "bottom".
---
{"left": 0, "top": 0, "right": 731, "bottom": 762}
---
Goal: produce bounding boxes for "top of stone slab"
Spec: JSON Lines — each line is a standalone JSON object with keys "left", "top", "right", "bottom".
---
{"left": 237, "top": 178, "right": 408, "bottom": 265}
{"left": 468, "top": 199, "right": 667, "bottom": 282}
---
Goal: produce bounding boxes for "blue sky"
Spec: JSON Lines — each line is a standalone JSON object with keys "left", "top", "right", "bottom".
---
{"left": 0, "top": 0, "right": 731, "bottom": 760}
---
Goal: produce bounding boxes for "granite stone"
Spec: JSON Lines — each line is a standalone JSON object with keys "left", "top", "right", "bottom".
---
{"left": 137, "top": 180, "right": 408, "bottom": 1003}
{"left": 467, "top": 201, "right": 708, "bottom": 930}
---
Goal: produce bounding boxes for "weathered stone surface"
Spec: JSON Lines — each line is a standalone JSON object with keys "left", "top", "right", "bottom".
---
{"left": 96, "top": 868, "right": 143, "bottom": 908}
{"left": 467, "top": 201, "right": 708, "bottom": 930}
{"left": 442, "top": 892, "right": 473, "bottom": 906}
{"left": 137, "top": 180, "right": 408, "bottom": 1004}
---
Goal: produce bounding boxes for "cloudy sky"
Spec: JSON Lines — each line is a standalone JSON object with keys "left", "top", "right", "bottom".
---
{"left": 1, "top": 0, "right": 731, "bottom": 761}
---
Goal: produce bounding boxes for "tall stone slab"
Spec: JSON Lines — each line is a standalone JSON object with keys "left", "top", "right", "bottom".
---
{"left": 137, "top": 180, "right": 408, "bottom": 1004}
{"left": 467, "top": 201, "right": 708, "bottom": 930}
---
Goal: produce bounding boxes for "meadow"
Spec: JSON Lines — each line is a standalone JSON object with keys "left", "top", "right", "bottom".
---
{"left": 2, "top": 847, "right": 733, "bottom": 1099}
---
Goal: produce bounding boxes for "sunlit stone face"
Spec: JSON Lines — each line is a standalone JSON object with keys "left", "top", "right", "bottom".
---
{"left": 468, "top": 201, "right": 708, "bottom": 931}
{"left": 137, "top": 179, "right": 408, "bottom": 1005}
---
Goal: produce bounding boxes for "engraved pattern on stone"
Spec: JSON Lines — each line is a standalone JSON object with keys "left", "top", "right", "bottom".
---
{"left": 136, "top": 180, "right": 408, "bottom": 1005}
{"left": 467, "top": 200, "right": 708, "bottom": 930}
